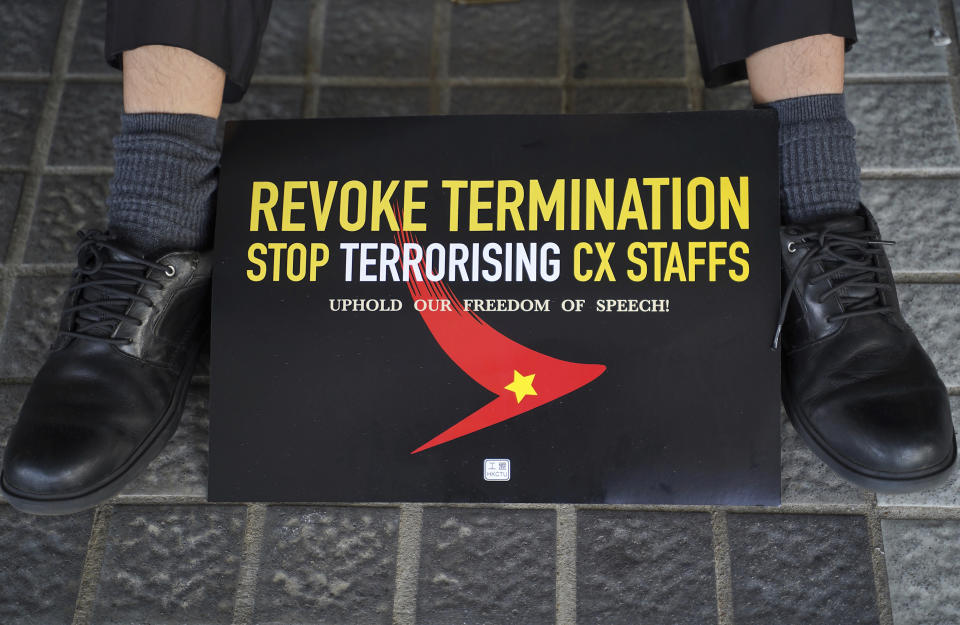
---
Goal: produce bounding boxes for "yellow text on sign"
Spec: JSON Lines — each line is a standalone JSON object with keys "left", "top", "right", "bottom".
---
{"left": 246, "top": 242, "right": 330, "bottom": 282}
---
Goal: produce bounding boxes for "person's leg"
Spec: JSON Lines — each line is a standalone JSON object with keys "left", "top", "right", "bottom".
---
{"left": 687, "top": 0, "right": 954, "bottom": 493}
{"left": 743, "top": 35, "right": 955, "bottom": 491}
{"left": 123, "top": 45, "right": 226, "bottom": 116}
{"left": 100, "top": 0, "right": 273, "bottom": 253}
{"left": 107, "top": 45, "right": 224, "bottom": 254}
{"left": 1, "top": 2, "right": 272, "bottom": 514}
{"left": 746, "top": 34, "right": 859, "bottom": 225}
{"left": 685, "top": 0, "right": 856, "bottom": 88}
{"left": 0, "top": 44, "right": 227, "bottom": 514}
{"left": 745, "top": 33, "right": 844, "bottom": 103}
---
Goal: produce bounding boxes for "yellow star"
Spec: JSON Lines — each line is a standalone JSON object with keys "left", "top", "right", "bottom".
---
{"left": 504, "top": 370, "right": 538, "bottom": 404}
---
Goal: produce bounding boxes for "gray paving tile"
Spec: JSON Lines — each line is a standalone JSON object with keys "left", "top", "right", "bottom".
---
{"left": 316, "top": 87, "right": 430, "bottom": 118}
{"left": 703, "top": 86, "right": 752, "bottom": 111}
{"left": 0, "top": 275, "right": 70, "bottom": 379}
{"left": 728, "top": 513, "right": 879, "bottom": 625}
{"left": 573, "top": 0, "right": 684, "bottom": 79}
{"left": 863, "top": 178, "right": 960, "bottom": 273}
{"left": 24, "top": 175, "right": 109, "bottom": 264}
{"left": 450, "top": 0, "right": 558, "bottom": 77}
{"left": 0, "top": 0, "right": 64, "bottom": 73}
{"left": 0, "top": 173, "right": 25, "bottom": 261}
{"left": 120, "top": 386, "right": 209, "bottom": 498}
{"left": 257, "top": 0, "right": 311, "bottom": 76}
{"left": 69, "top": 0, "right": 107, "bottom": 73}
{"left": 49, "top": 81, "right": 122, "bottom": 166}
{"left": 781, "top": 410, "right": 872, "bottom": 505}
{"left": 847, "top": 0, "right": 948, "bottom": 76}
{"left": 0, "top": 83, "right": 46, "bottom": 166}
{"left": 846, "top": 83, "right": 960, "bottom": 169}
{"left": 321, "top": 0, "right": 434, "bottom": 77}
{"left": 0, "top": 385, "right": 29, "bottom": 477}
{"left": 93, "top": 504, "right": 245, "bottom": 625}
{"left": 882, "top": 519, "right": 960, "bottom": 624}
{"left": 254, "top": 506, "right": 399, "bottom": 625}
{"left": 878, "top": 397, "right": 960, "bottom": 508}
{"left": 899, "top": 284, "right": 960, "bottom": 388}
{"left": 417, "top": 508, "right": 555, "bottom": 625}
{"left": 576, "top": 510, "right": 716, "bottom": 625}
{"left": 571, "top": 87, "right": 687, "bottom": 114}
{"left": 0, "top": 505, "right": 93, "bottom": 625}
{"left": 450, "top": 87, "right": 561, "bottom": 114}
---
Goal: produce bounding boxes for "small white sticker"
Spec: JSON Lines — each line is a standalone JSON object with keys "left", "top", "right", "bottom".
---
{"left": 484, "top": 458, "right": 511, "bottom": 481}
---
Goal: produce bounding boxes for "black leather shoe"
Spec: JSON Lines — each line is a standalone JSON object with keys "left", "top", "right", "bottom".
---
{"left": 776, "top": 206, "right": 956, "bottom": 493}
{"left": 1, "top": 231, "right": 211, "bottom": 514}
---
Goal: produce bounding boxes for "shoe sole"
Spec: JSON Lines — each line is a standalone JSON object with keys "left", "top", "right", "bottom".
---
{"left": 0, "top": 346, "right": 201, "bottom": 515}
{"left": 782, "top": 388, "right": 958, "bottom": 494}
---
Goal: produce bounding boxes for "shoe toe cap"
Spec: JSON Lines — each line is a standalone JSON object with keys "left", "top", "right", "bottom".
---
{"left": 3, "top": 388, "right": 142, "bottom": 498}
{"left": 813, "top": 384, "right": 956, "bottom": 477}
{"left": 2, "top": 347, "right": 179, "bottom": 500}
{"left": 2, "top": 415, "right": 134, "bottom": 499}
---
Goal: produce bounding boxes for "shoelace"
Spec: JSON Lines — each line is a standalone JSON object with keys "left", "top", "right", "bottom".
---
{"left": 60, "top": 230, "right": 173, "bottom": 345}
{"left": 772, "top": 227, "right": 895, "bottom": 350}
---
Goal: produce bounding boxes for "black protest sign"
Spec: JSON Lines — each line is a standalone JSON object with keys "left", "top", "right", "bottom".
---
{"left": 209, "top": 112, "right": 781, "bottom": 505}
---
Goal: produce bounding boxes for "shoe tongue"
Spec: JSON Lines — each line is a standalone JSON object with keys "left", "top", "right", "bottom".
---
{"left": 73, "top": 244, "right": 147, "bottom": 338}
{"left": 815, "top": 213, "right": 885, "bottom": 303}
{"left": 108, "top": 246, "right": 148, "bottom": 264}
{"left": 819, "top": 213, "right": 867, "bottom": 235}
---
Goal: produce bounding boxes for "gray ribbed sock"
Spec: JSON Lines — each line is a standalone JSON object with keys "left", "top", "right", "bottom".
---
{"left": 765, "top": 94, "right": 861, "bottom": 224}
{"left": 106, "top": 112, "right": 220, "bottom": 255}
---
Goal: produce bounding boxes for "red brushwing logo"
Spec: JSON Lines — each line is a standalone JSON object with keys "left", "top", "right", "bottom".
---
{"left": 392, "top": 204, "right": 606, "bottom": 453}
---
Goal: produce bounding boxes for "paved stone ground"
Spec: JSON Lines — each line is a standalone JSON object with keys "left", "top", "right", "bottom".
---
{"left": 1, "top": 1, "right": 959, "bottom": 623}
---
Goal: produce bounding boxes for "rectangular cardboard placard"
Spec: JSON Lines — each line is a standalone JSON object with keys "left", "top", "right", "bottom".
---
{"left": 210, "top": 112, "right": 781, "bottom": 505}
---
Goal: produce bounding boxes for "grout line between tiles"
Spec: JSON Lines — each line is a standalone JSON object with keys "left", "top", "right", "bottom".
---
{"left": 845, "top": 73, "right": 949, "bottom": 84}
{"left": 303, "top": 0, "right": 329, "bottom": 117}
{"left": 555, "top": 504, "right": 577, "bottom": 625}
{"left": 71, "top": 503, "right": 113, "bottom": 625}
{"left": 866, "top": 497, "right": 895, "bottom": 625}
{"left": 892, "top": 271, "right": 960, "bottom": 283}
{"left": 860, "top": 166, "right": 960, "bottom": 178}
{"left": 231, "top": 503, "right": 268, "bottom": 625}
{"left": 1, "top": 492, "right": 960, "bottom": 517}
{"left": 0, "top": 72, "right": 53, "bottom": 81}
{"left": 429, "top": 0, "right": 452, "bottom": 115}
{"left": 711, "top": 511, "right": 735, "bottom": 625}
{"left": 392, "top": 503, "right": 424, "bottom": 625}
{"left": 558, "top": 0, "right": 574, "bottom": 114}
{"left": 682, "top": 0, "right": 704, "bottom": 111}
{"left": 3, "top": 72, "right": 949, "bottom": 86}
{"left": 939, "top": 0, "right": 960, "bottom": 189}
